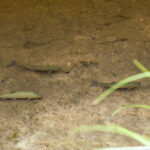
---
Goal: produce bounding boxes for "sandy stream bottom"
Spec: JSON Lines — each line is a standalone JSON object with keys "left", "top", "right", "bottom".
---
{"left": 1, "top": 0, "right": 150, "bottom": 149}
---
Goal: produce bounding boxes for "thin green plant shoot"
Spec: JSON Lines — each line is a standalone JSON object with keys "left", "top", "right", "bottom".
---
{"left": 72, "top": 124, "right": 150, "bottom": 146}
{"left": 111, "top": 61, "right": 150, "bottom": 115}
{"left": 112, "top": 105, "right": 150, "bottom": 116}
{"left": 133, "top": 60, "right": 149, "bottom": 73}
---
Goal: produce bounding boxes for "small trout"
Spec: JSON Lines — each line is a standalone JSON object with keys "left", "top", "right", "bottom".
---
{"left": 0, "top": 91, "right": 42, "bottom": 99}
{"left": 9, "top": 61, "right": 62, "bottom": 72}
{"left": 98, "top": 82, "right": 141, "bottom": 89}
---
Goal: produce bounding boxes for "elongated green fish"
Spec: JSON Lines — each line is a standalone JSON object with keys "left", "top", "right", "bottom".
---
{"left": 0, "top": 91, "right": 42, "bottom": 99}
{"left": 9, "top": 61, "right": 61, "bottom": 72}
{"left": 98, "top": 82, "right": 141, "bottom": 89}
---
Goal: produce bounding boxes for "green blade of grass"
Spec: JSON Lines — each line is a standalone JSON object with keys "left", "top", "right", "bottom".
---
{"left": 133, "top": 60, "right": 149, "bottom": 72}
{"left": 95, "top": 146, "right": 150, "bottom": 150}
{"left": 72, "top": 124, "right": 150, "bottom": 146}
{"left": 112, "top": 105, "right": 150, "bottom": 116}
{"left": 92, "top": 72, "right": 150, "bottom": 105}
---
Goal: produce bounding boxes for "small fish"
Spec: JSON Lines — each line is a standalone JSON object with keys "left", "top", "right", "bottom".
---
{"left": 98, "top": 82, "right": 141, "bottom": 89}
{"left": 8, "top": 61, "right": 62, "bottom": 72}
{"left": 0, "top": 91, "right": 42, "bottom": 99}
